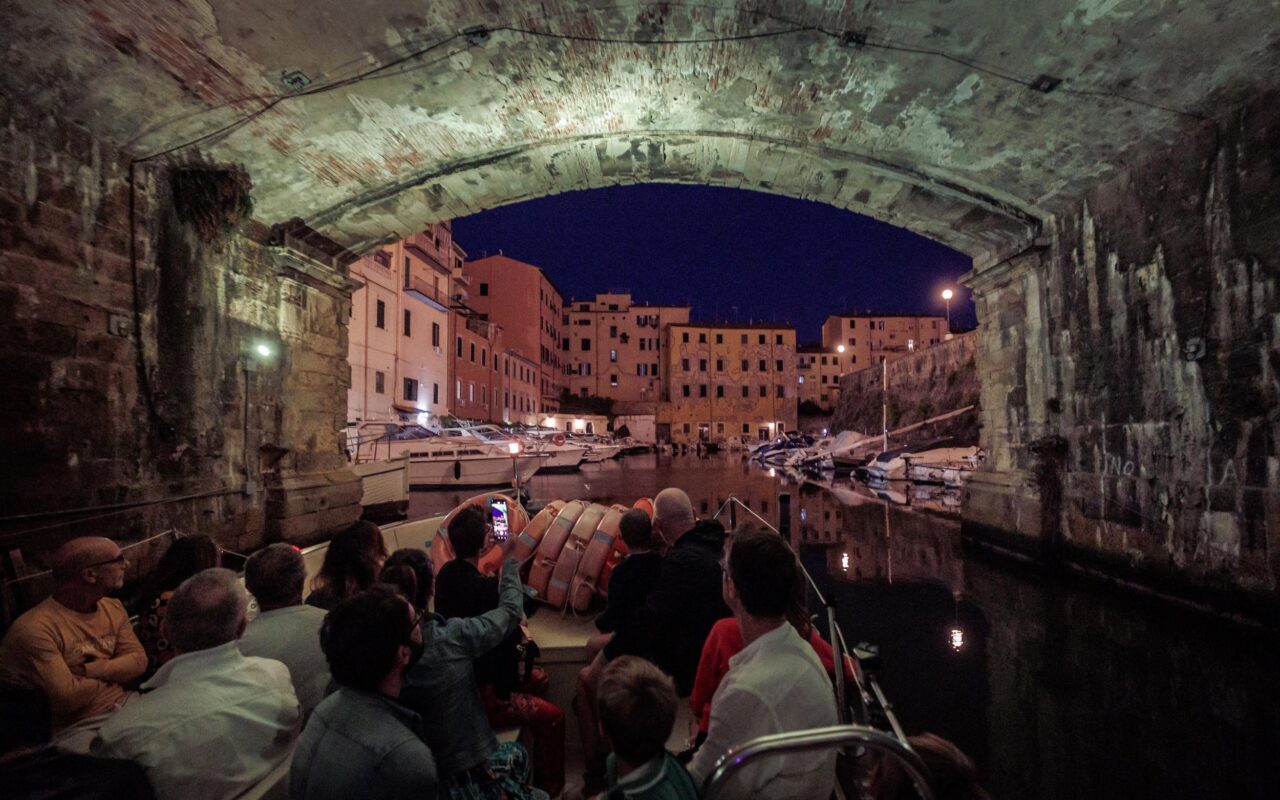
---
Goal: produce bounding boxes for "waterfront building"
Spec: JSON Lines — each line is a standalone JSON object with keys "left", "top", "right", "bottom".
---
{"left": 657, "top": 323, "right": 798, "bottom": 445}
{"left": 347, "top": 223, "right": 462, "bottom": 423}
{"left": 796, "top": 346, "right": 848, "bottom": 412}
{"left": 462, "top": 255, "right": 566, "bottom": 414}
{"left": 449, "top": 308, "right": 503, "bottom": 423}
{"left": 562, "top": 292, "right": 691, "bottom": 412}
{"left": 820, "top": 313, "right": 948, "bottom": 373}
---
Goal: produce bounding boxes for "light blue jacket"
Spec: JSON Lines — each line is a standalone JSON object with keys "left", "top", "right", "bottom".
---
{"left": 401, "top": 558, "right": 524, "bottom": 779}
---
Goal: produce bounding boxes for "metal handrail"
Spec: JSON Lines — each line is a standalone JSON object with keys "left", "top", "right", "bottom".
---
{"left": 702, "top": 725, "right": 935, "bottom": 800}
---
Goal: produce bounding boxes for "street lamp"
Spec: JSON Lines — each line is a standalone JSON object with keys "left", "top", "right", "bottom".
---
{"left": 941, "top": 289, "right": 954, "bottom": 332}
{"left": 836, "top": 344, "right": 846, "bottom": 353}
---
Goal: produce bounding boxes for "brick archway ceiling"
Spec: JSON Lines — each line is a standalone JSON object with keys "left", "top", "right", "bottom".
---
{"left": 5, "top": 1, "right": 1277, "bottom": 266}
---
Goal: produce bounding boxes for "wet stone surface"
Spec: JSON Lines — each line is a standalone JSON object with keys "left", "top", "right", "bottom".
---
{"left": 411, "top": 453, "right": 1280, "bottom": 800}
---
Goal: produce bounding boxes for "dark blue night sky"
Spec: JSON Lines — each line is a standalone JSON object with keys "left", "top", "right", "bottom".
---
{"left": 453, "top": 184, "right": 976, "bottom": 344}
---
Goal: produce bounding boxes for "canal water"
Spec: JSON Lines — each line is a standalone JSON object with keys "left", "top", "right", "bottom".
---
{"left": 408, "top": 453, "right": 1280, "bottom": 800}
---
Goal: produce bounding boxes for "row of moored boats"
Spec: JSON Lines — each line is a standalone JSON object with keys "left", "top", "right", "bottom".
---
{"left": 748, "top": 430, "right": 984, "bottom": 487}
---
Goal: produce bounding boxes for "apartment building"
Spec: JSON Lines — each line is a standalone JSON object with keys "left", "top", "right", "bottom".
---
{"left": 562, "top": 292, "right": 691, "bottom": 411}
{"left": 657, "top": 323, "right": 798, "bottom": 445}
{"left": 462, "top": 255, "right": 565, "bottom": 413}
{"left": 347, "top": 223, "right": 462, "bottom": 423}
{"left": 796, "top": 346, "right": 849, "bottom": 411}
{"left": 820, "top": 313, "right": 948, "bottom": 372}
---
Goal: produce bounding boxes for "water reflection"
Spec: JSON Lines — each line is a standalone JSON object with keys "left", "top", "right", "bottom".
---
{"left": 407, "top": 453, "right": 1280, "bottom": 799}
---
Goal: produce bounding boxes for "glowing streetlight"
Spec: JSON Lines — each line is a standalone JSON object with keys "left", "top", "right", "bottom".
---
{"left": 841, "top": 552, "right": 850, "bottom": 572}
{"left": 941, "top": 289, "right": 954, "bottom": 332}
{"left": 949, "top": 627, "right": 965, "bottom": 651}
{"left": 836, "top": 344, "right": 846, "bottom": 353}
{"left": 254, "top": 343, "right": 273, "bottom": 358}
{"left": 507, "top": 441, "right": 521, "bottom": 455}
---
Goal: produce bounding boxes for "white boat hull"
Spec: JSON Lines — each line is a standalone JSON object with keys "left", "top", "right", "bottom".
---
{"left": 407, "top": 454, "right": 543, "bottom": 489}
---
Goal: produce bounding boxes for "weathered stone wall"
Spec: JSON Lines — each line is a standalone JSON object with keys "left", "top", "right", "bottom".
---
{"left": 966, "top": 94, "right": 1280, "bottom": 607}
{"left": 830, "top": 332, "right": 980, "bottom": 445}
{"left": 0, "top": 111, "right": 359, "bottom": 580}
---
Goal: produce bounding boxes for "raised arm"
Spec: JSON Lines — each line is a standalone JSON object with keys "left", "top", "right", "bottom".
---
{"left": 442, "top": 558, "right": 524, "bottom": 658}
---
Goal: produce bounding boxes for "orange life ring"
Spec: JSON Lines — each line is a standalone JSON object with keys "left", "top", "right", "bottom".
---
{"left": 512, "top": 500, "right": 565, "bottom": 563}
{"left": 528, "top": 500, "right": 587, "bottom": 598}
{"left": 551, "top": 432, "right": 567, "bottom": 447}
{"left": 632, "top": 497, "right": 654, "bottom": 519}
{"left": 431, "top": 493, "right": 529, "bottom": 576}
{"left": 568, "top": 506, "right": 625, "bottom": 611}
{"left": 546, "top": 503, "right": 608, "bottom": 608}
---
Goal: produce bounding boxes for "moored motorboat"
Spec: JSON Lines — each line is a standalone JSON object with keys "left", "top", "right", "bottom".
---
{"left": 350, "top": 422, "right": 543, "bottom": 489}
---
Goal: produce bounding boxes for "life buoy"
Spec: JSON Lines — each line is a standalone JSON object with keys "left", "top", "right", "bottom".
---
{"left": 512, "top": 500, "right": 565, "bottom": 563}
{"left": 527, "top": 500, "right": 587, "bottom": 597}
{"left": 598, "top": 539, "right": 628, "bottom": 595}
{"left": 551, "top": 433, "right": 567, "bottom": 447}
{"left": 632, "top": 497, "right": 654, "bottom": 519}
{"left": 431, "top": 493, "right": 529, "bottom": 576}
{"left": 546, "top": 503, "right": 608, "bottom": 608}
{"left": 568, "top": 506, "right": 625, "bottom": 611}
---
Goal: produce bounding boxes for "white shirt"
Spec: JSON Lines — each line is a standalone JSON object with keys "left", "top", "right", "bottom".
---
{"left": 688, "top": 622, "right": 837, "bottom": 800}
{"left": 92, "top": 641, "right": 300, "bottom": 800}
{"left": 238, "top": 604, "right": 331, "bottom": 714}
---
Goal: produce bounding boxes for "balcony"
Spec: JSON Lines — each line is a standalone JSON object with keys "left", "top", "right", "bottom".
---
{"left": 465, "top": 316, "right": 493, "bottom": 338}
{"left": 404, "top": 273, "right": 450, "bottom": 312}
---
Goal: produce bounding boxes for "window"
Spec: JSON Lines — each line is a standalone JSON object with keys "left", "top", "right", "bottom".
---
{"left": 775, "top": 334, "right": 783, "bottom": 345}
{"left": 582, "top": 339, "right": 591, "bottom": 351}
{"left": 716, "top": 359, "right": 724, "bottom": 371}
{"left": 742, "top": 423, "right": 750, "bottom": 434}
{"left": 741, "top": 359, "right": 748, "bottom": 371}
{"left": 682, "top": 358, "right": 690, "bottom": 371}
{"left": 683, "top": 423, "right": 690, "bottom": 434}
{"left": 699, "top": 385, "right": 707, "bottom": 398}
{"left": 851, "top": 355, "right": 857, "bottom": 364}
{"left": 637, "top": 364, "right": 646, "bottom": 376}
{"left": 776, "top": 359, "right": 783, "bottom": 371}
{"left": 456, "top": 379, "right": 461, "bottom": 399}
{"left": 716, "top": 385, "right": 724, "bottom": 398}
{"left": 481, "top": 386, "right": 487, "bottom": 406}
{"left": 373, "top": 251, "right": 390, "bottom": 268}
{"left": 833, "top": 356, "right": 840, "bottom": 365}
{"left": 758, "top": 334, "right": 765, "bottom": 344}
{"left": 776, "top": 385, "right": 784, "bottom": 398}
{"left": 698, "top": 333, "right": 707, "bottom": 343}
{"left": 562, "top": 314, "right": 569, "bottom": 325}
{"left": 456, "top": 336, "right": 463, "bottom": 357}
{"left": 580, "top": 303, "right": 590, "bottom": 311}
{"left": 639, "top": 339, "right": 646, "bottom": 351}
{"left": 848, "top": 337, "right": 855, "bottom": 346}
{"left": 403, "top": 310, "right": 412, "bottom": 336}
{"left": 470, "top": 343, "right": 476, "bottom": 363}
{"left": 849, "top": 319, "right": 856, "bottom": 329}
{"left": 699, "top": 359, "right": 707, "bottom": 371}
{"left": 682, "top": 385, "right": 691, "bottom": 397}
{"left": 821, "top": 375, "right": 828, "bottom": 384}
{"left": 758, "top": 360, "right": 766, "bottom": 371}
{"left": 469, "top": 382, "right": 474, "bottom": 402}
{"left": 432, "top": 383, "right": 439, "bottom": 404}
{"left": 479, "top": 282, "right": 489, "bottom": 296}
{"left": 740, "top": 334, "right": 747, "bottom": 344}
{"left": 375, "top": 299, "right": 386, "bottom": 329}
{"left": 431, "top": 322, "right": 440, "bottom": 347}
{"left": 759, "top": 386, "right": 767, "bottom": 398}
{"left": 610, "top": 374, "right": 619, "bottom": 386}
{"left": 798, "top": 376, "right": 805, "bottom": 384}
{"left": 374, "top": 371, "right": 385, "bottom": 394}
{"left": 879, "top": 321, "right": 885, "bottom": 330}
{"left": 682, "top": 332, "right": 689, "bottom": 343}
{"left": 482, "top": 349, "right": 488, "bottom": 367}
{"left": 820, "top": 356, "right": 828, "bottom": 366}
{"left": 610, "top": 349, "right": 618, "bottom": 362}
{"left": 608, "top": 304, "right": 618, "bottom": 311}
{"left": 651, "top": 362, "right": 658, "bottom": 375}
{"left": 610, "top": 326, "right": 618, "bottom": 338}
{"left": 717, "top": 422, "right": 725, "bottom": 434}
{"left": 741, "top": 386, "right": 749, "bottom": 398}
{"left": 562, "top": 338, "right": 569, "bottom": 351}
{"left": 715, "top": 334, "right": 723, "bottom": 344}
{"left": 403, "top": 378, "right": 418, "bottom": 401}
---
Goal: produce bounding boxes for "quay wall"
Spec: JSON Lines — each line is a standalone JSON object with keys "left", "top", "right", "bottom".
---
{"left": 0, "top": 110, "right": 359, "bottom": 608}
{"left": 965, "top": 90, "right": 1280, "bottom": 612}
{"left": 830, "top": 332, "right": 980, "bottom": 445}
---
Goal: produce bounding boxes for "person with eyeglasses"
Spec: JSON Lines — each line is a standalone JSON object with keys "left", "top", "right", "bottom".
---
{"left": 0, "top": 537, "right": 147, "bottom": 752}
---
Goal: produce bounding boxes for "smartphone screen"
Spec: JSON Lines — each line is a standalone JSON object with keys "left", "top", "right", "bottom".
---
{"left": 490, "top": 499, "right": 510, "bottom": 542}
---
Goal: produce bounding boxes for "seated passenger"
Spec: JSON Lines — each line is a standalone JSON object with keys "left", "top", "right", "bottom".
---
{"left": 575, "top": 508, "right": 665, "bottom": 793}
{"left": 433, "top": 506, "right": 565, "bottom": 797}
{"left": 92, "top": 568, "right": 300, "bottom": 800}
{"left": 291, "top": 586, "right": 437, "bottom": 800}
{"left": 0, "top": 685, "right": 155, "bottom": 800}
{"left": 240, "top": 543, "right": 331, "bottom": 716}
{"left": 0, "top": 536, "right": 146, "bottom": 751}
{"left": 688, "top": 561, "right": 836, "bottom": 748}
{"left": 394, "top": 533, "right": 555, "bottom": 799}
{"left": 132, "top": 535, "right": 220, "bottom": 678}
{"left": 304, "top": 520, "right": 387, "bottom": 611}
{"left": 687, "top": 527, "right": 837, "bottom": 800}
{"left": 596, "top": 656, "right": 698, "bottom": 800}
{"left": 640, "top": 488, "right": 731, "bottom": 696}
{"left": 872, "top": 732, "right": 993, "bottom": 800}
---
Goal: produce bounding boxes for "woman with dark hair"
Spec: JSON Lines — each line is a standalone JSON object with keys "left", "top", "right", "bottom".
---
{"left": 134, "top": 534, "right": 221, "bottom": 676}
{"left": 305, "top": 521, "right": 388, "bottom": 611}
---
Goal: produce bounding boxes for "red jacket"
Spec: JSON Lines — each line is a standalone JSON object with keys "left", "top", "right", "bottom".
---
{"left": 689, "top": 617, "right": 837, "bottom": 734}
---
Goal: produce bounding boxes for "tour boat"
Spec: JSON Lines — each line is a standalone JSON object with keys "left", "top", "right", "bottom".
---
{"left": 349, "top": 423, "right": 543, "bottom": 489}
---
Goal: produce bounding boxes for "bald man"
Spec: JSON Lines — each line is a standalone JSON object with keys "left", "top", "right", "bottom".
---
{"left": 0, "top": 537, "right": 146, "bottom": 750}
{"left": 640, "top": 488, "right": 730, "bottom": 696}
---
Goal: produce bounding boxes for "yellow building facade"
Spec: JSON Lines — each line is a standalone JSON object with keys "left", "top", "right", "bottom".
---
{"left": 657, "top": 323, "right": 797, "bottom": 445}
{"left": 820, "top": 313, "right": 948, "bottom": 372}
{"left": 796, "top": 346, "right": 849, "bottom": 411}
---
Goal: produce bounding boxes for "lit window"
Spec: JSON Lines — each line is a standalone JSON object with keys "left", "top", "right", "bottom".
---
{"left": 610, "top": 374, "right": 618, "bottom": 386}
{"left": 610, "top": 349, "right": 618, "bottom": 362}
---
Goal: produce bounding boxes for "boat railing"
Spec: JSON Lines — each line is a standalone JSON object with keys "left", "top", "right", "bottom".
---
{"left": 712, "top": 494, "right": 927, "bottom": 796}
{"left": 701, "top": 725, "right": 935, "bottom": 800}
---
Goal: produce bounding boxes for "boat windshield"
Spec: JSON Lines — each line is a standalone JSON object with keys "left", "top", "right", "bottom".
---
{"left": 386, "top": 425, "right": 437, "bottom": 441}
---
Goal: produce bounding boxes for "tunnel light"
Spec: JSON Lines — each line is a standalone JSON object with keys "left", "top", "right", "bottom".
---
{"left": 254, "top": 343, "right": 273, "bottom": 358}
{"left": 949, "top": 627, "right": 965, "bottom": 651}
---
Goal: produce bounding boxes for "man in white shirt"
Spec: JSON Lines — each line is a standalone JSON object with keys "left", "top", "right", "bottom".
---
{"left": 687, "top": 526, "right": 837, "bottom": 800}
{"left": 92, "top": 568, "right": 300, "bottom": 800}
{"left": 240, "top": 544, "right": 331, "bottom": 715}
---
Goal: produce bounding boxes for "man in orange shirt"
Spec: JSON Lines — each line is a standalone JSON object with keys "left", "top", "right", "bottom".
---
{"left": 0, "top": 536, "right": 146, "bottom": 751}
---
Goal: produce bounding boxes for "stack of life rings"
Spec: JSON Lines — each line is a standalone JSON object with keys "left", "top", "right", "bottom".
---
{"left": 433, "top": 493, "right": 653, "bottom": 613}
